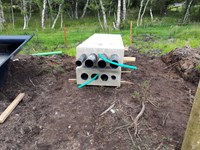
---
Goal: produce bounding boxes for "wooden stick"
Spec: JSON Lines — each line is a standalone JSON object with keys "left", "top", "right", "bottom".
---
{"left": 68, "top": 79, "right": 133, "bottom": 85}
{"left": 181, "top": 81, "right": 200, "bottom": 149}
{"left": 123, "top": 57, "right": 136, "bottom": 63}
{"left": 64, "top": 25, "right": 68, "bottom": 48}
{"left": 122, "top": 71, "right": 131, "bottom": 74}
{"left": 124, "top": 46, "right": 129, "bottom": 51}
{"left": 0, "top": 93, "right": 25, "bottom": 124}
{"left": 130, "top": 21, "right": 133, "bottom": 46}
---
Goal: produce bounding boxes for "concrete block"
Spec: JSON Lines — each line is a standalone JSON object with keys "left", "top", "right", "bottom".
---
{"left": 76, "top": 34, "right": 124, "bottom": 87}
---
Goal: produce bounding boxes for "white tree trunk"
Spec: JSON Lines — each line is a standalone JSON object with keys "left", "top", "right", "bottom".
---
{"left": 60, "top": 12, "right": 63, "bottom": 28}
{"left": 75, "top": 0, "right": 79, "bottom": 19}
{"left": 150, "top": 8, "right": 153, "bottom": 21}
{"left": 137, "top": 0, "right": 144, "bottom": 27}
{"left": 183, "top": 0, "right": 194, "bottom": 22}
{"left": 140, "top": 0, "right": 150, "bottom": 25}
{"left": 122, "top": 0, "right": 126, "bottom": 21}
{"left": 115, "top": 0, "right": 121, "bottom": 30}
{"left": 99, "top": 0, "right": 108, "bottom": 31}
{"left": 81, "top": 0, "right": 90, "bottom": 19}
{"left": 52, "top": 4, "right": 62, "bottom": 29}
{"left": 47, "top": 0, "right": 53, "bottom": 20}
{"left": 41, "top": 0, "right": 47, "bottom": 29}
{"left": 0, "top": 0, "right": 4, "bottom": 31}
{"left": 11, "top": 0, "right": 15, "bottom": 29}
{"left": 22, "top": 0, "right": 28, "bottom": 30}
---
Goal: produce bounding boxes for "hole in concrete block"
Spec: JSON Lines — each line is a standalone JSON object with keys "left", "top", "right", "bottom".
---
{"left": 81, "top": 73, "right": 88, "bottom": 80}
{"left": 101, "top": 74, "right": 108, "bottom": 81}
{"left": 110, "top": 60, "right": 119, "bottom": 69}
{"left": 111, "top": 75, "right": 116, "bottom": 80}
{"left": 98, "top": 60, "right": 106, "bottom": 68}
{"left": 91, "top": 74, "right": 98, "bottom": 80}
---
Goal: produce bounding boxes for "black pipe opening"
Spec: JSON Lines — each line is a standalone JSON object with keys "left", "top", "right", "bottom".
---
{"left": 101, "top": 74, "right": 108, "bottom": 81}
{"left": 81, "top": 73, "right": 89, "bottom": 80}
{"left": 111, "top": 75, "right": 116, "bottom": 80}
{"left": 98, "top": 54, "right": 107, "bottom": 68}
{"left": 85, "top": 53, "right": 97, "bottom": 68}
{"left": 76, "top": 54, "right": 87, "bottom": 66}
{"left": 91, "top": 74, "right": 98, "bottom": 80}
{"left": 110, "top": 54, "right": 119, "bottom": 69}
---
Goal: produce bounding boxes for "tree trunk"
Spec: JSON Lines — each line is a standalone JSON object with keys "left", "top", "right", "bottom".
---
{"left": 47, "top": 0, "right": 53, "bottom": 21}
{"left": 52, "top": 3, "right": 62, "bottom": 29}
{"left": 99, "top": 0, "right": 108, "bottom": 31}
{"left": 140, "top": 0, "right": 150, "bottom": 26}
{"left": 122, "top": 0, "right": 126, "bottom": 21}
{"left": 60, "top": 12, "right": 63, "bottom": 28}
{"left": 183, "top": 0, "right": 194, "bottom": 23}
{"left": 137, "top": 0, "right": 144, "bottom": 27}
{"left": 0, "top": 0, "right": 4, "bottom": 31}
{"left": 150, "top": 8, "right": 153, "bottom": 21}
{"left": 115, "top": 0, "right": 121, "bottom": 30}
{"left": 81, "top": 0, "right": 90, "bottom": 19}
{"left": 22, "top": 0, "right": 28, "bottom": 30}
{"left": 41, "top": 0, "right": 47, "bottom": 29}
{"left": 75, "top": 0, "right": 79, "bottom": 19}
{"left": 11, "top": 0, "right": 15, "bottom": 29}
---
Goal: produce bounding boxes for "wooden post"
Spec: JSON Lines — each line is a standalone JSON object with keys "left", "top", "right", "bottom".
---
{"left": 64, "top": 25, "right": 68, "bottom": 48}
{"left": 130, "top": 21, "right": 133, "bottom": 46}
{"left": 181, "top": 81, "right": 200, "bottom": 150}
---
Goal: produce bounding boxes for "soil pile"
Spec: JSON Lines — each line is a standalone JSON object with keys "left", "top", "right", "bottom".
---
{"left": 0, "top": 49, "right": 197, "bottom": 150}
{"left": 162, "top": 46, "right": 200, "bottom": 85}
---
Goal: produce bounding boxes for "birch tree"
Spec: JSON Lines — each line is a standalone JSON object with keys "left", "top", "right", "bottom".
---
{"left": 137, "top": 0, "right": 150, "bottom": 26}
{"left": 0, "top": 0, "right": 4, "bottom": 31}
{"left": 41, "top": 0, "right": 47, "bottom": 29}
{"left": 115, "top": 0, "right": 121, "bottom": 30}
{"left": 122, "top": 0, "right": 126, "bottom": 21}
{"left": 183, "top": 0, "right": 194, "bottom": 22}
{"left": 51, "top": 1, "right": 63, "bottom": 29}
{"left": 99, "top": 0, "right": 108, "bottom": 31}
{"left": 81, "top": 0, "right": 90, "bottom": 19}
{"left": 22, "top": 0, "right": 32, "bottom": 30}
{"left": 11, "top": 0, "right": 15, "bottom": 29}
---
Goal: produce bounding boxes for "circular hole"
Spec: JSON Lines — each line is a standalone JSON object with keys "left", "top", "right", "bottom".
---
{"left": 81, "top": 73, "right": 88, "bottom": 80}
{"left": 91, "top": 74, "right": 98, "bottom": 80}
{"left": 76, "top": 60, "right": 82, "bottom": 66}
{"left": 110, "top": 60, "right": 118, "bottom": 69}
{"left": 101, "top": 74, "right": 108, "bottom": 81}
{"left": 111, "top": 75, "right": 116, "bottom": 80}
{"left": 98, "top": 60, "right": 106, "bottom": 68}
{"left": 85, "top": 60, "right": 94, "bottom": 68}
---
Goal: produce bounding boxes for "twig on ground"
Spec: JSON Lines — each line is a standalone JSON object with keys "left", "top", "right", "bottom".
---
{"left": 163, "top": 62, "right": 178, "bottom": 70}
{"left": 162, "top": 112, "right": 170, "bottom": 126}
{"left": 29, "top": 77, "right": 36, "bottom": 87}
{"left": 128, "top": 101, "right": 145, "bottom": 137}
{"left": 99, "top": 103, "right": 115, "bottom": 116}
{"left": 155, "top": 142, "right": 163, "bottom": 150}
{"left": 127, "top": 128, "right": 136, "bottom": 147}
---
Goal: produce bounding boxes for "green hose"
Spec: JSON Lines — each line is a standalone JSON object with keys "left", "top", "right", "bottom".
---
{"left": 78, "top": 74, "right": 99, "bottom": 88}
{"left": 98, "top": 54, "right": 138, "bottom": 70}
{"left": 32, "top": 51, "right": 63, "bottom": 56}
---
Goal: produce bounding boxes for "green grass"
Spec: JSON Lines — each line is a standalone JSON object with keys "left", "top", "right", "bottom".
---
{"left": 1, "top": 14, "right": 200, "bottom": 56}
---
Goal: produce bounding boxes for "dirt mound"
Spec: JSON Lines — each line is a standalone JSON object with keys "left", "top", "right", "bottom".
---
{"left": 161, "top": 46, "right": 200, "bottom": 85}
{"left": 0, "top": 50, "right": 197, "bottom": 150}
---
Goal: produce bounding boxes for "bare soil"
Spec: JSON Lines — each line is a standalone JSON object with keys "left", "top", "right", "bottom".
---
{"left": 0, "top": 48, "right": 197, "bottom": 150}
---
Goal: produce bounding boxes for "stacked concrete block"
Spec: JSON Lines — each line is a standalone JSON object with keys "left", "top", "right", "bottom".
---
{"left": 76, "top": 34, "right": 124, "bottom": 87}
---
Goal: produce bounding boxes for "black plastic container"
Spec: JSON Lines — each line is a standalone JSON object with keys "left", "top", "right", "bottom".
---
{"left": 0, "top": 35, "right": 34, "bottom": 85}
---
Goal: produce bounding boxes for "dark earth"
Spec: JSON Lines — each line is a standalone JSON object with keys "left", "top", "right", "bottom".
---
{"left": 0, "top": 48, "right": 198, "bottom": 150}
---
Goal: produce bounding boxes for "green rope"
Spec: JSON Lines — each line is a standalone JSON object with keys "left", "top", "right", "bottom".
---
{"left": 78, "top": 74, "right": 99, "bottom": 88}
{"left": 98, "top": 54, "right": 138, "bottom": 70}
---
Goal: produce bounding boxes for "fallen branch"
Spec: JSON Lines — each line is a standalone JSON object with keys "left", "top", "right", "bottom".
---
{"left": 128, "top": 101, "right": 145, "bottom": 136}
{"left": 99, "top": 103, "right": 115, "bottom": 116}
